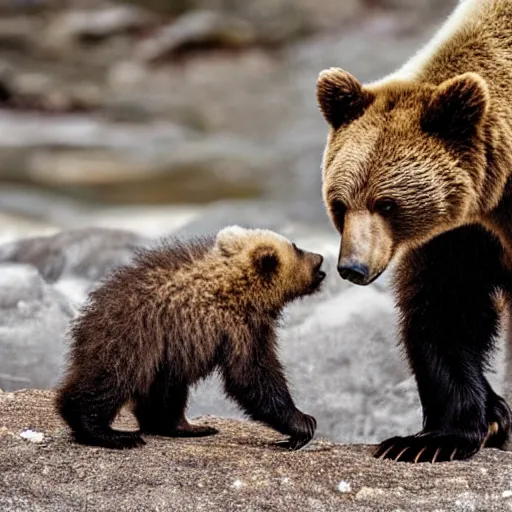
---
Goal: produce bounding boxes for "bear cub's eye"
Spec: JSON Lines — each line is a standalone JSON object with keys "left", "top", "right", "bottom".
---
{"left": 374, "top": 198, "right": 398, "bottom": 216}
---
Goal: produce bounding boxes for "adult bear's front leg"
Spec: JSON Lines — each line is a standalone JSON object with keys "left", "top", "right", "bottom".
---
{"left": 375, "top": 225, "right": 507, "bottom": 463}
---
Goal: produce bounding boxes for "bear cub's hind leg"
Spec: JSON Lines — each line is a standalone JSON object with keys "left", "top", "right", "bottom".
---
{"left": 57, "top": 378, "right": 145, "bottom": 450}
{"left": 133, "top": 372, "right": 218, "bottom": 438}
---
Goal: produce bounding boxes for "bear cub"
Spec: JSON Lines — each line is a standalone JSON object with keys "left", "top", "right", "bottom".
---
{"left": 56, "top": 226, "right": 325, "bottom": 450}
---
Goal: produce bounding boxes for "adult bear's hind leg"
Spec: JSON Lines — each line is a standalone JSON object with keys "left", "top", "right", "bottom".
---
{"left": 375, "top": 225, "right": 506, "bottom": 463}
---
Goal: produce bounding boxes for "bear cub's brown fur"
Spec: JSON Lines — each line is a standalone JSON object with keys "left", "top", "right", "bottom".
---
{"left": 56, "top": 226, "right": 325, "bottom": 450}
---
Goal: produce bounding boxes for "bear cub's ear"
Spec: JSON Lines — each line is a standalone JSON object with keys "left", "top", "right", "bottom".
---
{"left": 421, "top": 72, "right": 489, "bottom": 139}
{"left": 317, "top": 67, "right": 375, "bottom": 129}
{"left": 216, "top": 225, "right": 248, "bottom": 257}
{"left": 252, "top": 246, "right": 279, "bottom": 278}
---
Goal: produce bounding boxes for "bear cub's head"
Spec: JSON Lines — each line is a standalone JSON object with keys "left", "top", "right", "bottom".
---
{"left": 317, "top": 67, "right": 491, "bottom": 285}
{"left": 215, "top": 226, "right": 325, "bottom": 305}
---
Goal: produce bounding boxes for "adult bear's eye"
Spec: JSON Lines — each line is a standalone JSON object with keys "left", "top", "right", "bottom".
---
{"left": 374, "top": 198, "right": 398, "bottom": 217}
{"left": 330, "top": 199, "right": 347, "bottom": 231}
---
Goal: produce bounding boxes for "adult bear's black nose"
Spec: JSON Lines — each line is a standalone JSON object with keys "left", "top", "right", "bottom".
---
{"left": 337, "top": 262, "right": 370, "bottom": 285}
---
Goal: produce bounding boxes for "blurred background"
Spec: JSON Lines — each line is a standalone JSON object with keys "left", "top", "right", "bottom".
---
{"left": 0, "top": 0, "right": 456, "bottom": 237}
{"left": 2, "top": 0, "right": 506, "bottom": 447}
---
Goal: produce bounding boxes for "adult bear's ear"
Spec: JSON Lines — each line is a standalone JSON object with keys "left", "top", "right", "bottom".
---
{"left": 421, "top": 72, "right": 489, "bottom": 139}
{"left": 316, "top": 67, "right": 375, "bottom": 129}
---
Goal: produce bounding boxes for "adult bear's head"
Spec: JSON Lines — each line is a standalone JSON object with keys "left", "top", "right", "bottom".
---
{"left": 317, "top": 67, "right": 493, "bottom": 285}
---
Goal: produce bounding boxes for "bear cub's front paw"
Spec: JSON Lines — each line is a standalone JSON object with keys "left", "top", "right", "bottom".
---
{"left": 274, "top": 411, "right": 317, "bottom": 451}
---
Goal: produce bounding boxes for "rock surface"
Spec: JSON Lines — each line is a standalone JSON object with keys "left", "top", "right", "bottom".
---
{"left": 134, "top": 10, "right": 257, "bottom": 62}
{"left": 0, "top": 389, "right": 511, "bottom": 512}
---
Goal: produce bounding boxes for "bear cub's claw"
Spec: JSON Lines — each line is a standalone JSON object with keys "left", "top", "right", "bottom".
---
{"left": 273, "top": 412, "right": 317, "bottom": 451}
{"left": 74, "top": 430, "right": 146, "bottom": 450}
{"left": 171, "top": 424, "right": 219, "bottom": 438}
{"left": 273, "top": 435, "right": 314, "bottom": 451}
{"left": 139, "top": 418, "right": 219, "bottom": 438}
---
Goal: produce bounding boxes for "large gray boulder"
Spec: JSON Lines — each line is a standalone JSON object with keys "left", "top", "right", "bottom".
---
{"left": 0, "top": 227, "right": 148, "bottom": 283}
{"left": 0, "top": 228, "right": 149, "bottom": 390}
{"left": 0, "top": 263, "right": 73, "bottom": 390}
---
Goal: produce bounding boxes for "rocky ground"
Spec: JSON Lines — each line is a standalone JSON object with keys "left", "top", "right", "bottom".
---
{"left": 0, "top": 390, "right": 511, "bottom": 512}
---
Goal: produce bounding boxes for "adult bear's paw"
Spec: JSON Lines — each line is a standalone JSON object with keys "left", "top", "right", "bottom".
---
{"left": 485, "top": 393, "right": 511, "bottom": 449}
{"left": 373, "top": 431, "right": 483, "bottom": 463}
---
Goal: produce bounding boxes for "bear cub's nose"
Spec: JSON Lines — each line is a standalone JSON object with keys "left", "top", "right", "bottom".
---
{"left": 313, "top": 254, "right": 324, "bottom": 272}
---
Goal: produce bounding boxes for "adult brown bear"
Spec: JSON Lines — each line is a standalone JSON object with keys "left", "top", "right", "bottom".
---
{"left": 317, "top": 0, "right": 512, "bottom": 462}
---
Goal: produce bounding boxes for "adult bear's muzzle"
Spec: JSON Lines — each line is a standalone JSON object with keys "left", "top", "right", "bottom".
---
{"left": 337, "top": 210, "right": 393, "bottom": 285}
